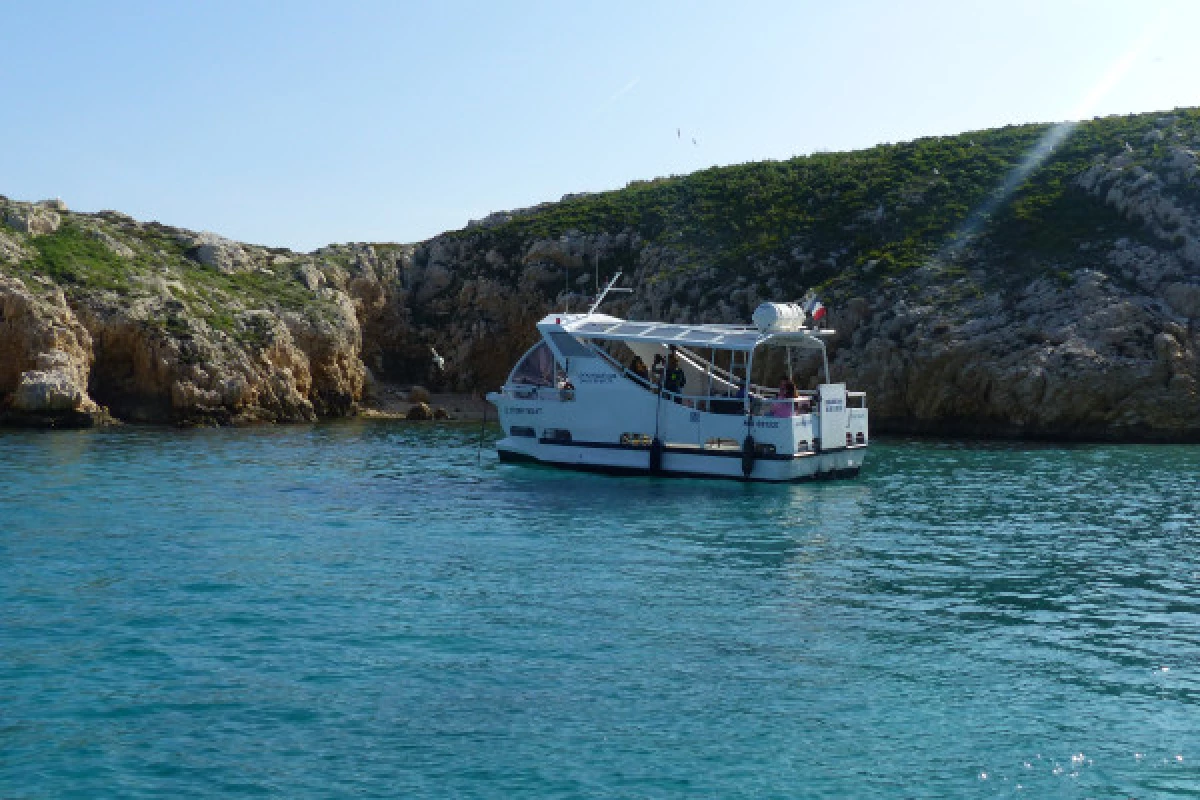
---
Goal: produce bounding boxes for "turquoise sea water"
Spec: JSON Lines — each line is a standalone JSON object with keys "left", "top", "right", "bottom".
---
{"left": 1, "top": 423, "right": 1198, "bottom": 798}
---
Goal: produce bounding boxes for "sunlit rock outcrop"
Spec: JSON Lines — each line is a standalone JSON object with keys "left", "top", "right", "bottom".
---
{"left": 2, "top": 108, "right": 1198, "bottom": 438}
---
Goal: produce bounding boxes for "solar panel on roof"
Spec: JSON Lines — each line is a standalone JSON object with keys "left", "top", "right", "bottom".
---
{"left": 556, "top": 316, "right": 802, "bottom": 351}
{"left": 575, "top": 322, "right": 613, "bottom": 334}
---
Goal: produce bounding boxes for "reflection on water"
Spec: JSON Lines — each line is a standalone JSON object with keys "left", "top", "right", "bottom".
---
{"left": 1, "top": 423, "right": 1198, "bottom": 797}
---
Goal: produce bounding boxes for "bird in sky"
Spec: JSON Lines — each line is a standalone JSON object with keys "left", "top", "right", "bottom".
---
{"left": 677, "top": 128, "right": 681, "bottom": 138}
{"left": 692, "top": 137, "right": 697, "bottom": 146}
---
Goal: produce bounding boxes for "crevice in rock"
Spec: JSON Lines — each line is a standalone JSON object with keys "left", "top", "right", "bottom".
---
{"left": 85, "top": 326, "right": 172, "bottom": 423}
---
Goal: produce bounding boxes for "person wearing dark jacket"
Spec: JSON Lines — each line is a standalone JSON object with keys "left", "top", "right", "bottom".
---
{"left": 663, "top": 354, "right": 687, "bottom": 395}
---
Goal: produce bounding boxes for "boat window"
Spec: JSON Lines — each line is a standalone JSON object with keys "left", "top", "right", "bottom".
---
{"left": 546, "top": 331, "right": 594, "bottom": 360}
{"left": 596, "top": 339, "right": 637, "bottom": 369}
{"left": 510, "top": 426, "right": 536, "bottom": 438}
{"left": 510, "top": 341, "right": 555, "bottom": 386}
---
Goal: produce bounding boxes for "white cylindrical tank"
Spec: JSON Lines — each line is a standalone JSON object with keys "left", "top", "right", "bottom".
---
{"left": 752, "top": 302, "right": 807, "bottom": 333}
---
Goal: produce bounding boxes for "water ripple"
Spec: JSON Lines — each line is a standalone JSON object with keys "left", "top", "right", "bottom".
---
{"left": 1, "top": 424, "right": 1198, "bottom": 797}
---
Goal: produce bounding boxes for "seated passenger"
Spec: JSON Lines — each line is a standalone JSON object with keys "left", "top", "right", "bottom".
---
{"left": 651, "top": 354, "right": 666, "bottom": 385}
{"left": 630, "top": 356, "right": 650, "bottom": 382}
{"left": 773, "top": 378, "right": 798, "bottom": 417}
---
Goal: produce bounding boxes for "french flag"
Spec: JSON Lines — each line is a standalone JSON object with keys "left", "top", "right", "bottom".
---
{"left": 804, "top": 296, "right": 827, "bottom": 323}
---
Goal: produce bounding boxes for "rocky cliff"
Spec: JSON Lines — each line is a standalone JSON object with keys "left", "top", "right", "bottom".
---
{"left": 2, "top": 108, "right": 1198, "bottom": 438}
{"left": 0, "top": 204, "right": 377, "bottom": 425}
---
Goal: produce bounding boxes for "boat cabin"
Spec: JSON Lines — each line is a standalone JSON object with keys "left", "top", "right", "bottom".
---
{"left": 489, "top": 301, "right": 868, "bottom": 482}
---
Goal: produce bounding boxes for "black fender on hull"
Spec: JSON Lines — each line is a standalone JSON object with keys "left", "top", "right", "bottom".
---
{"left": 649, "top": 436, "right": 664, "bottom": 473}
{"left": 741, "top": 435, "right": 756, "bottom": 477}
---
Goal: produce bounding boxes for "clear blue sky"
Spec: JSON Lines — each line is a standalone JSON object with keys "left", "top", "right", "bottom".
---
{"left": 2, "top": 0, "right": 1198, "bottom": 251}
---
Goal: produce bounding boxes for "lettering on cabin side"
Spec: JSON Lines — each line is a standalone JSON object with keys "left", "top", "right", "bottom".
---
{"left": 578, "top": 372, "right": 617, "bottom": 384}
{"left": 504, "top": 406, "right": 542, "bottom": 415}
{"left": 824, "top": 399, "right": 844, "bottom": 413}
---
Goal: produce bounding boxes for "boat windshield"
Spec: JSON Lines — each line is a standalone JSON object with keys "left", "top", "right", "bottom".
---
{"left": 510, "top": 341, "right": 555, "bottom": 386}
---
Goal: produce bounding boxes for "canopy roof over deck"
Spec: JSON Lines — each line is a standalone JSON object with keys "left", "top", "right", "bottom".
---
{"left": 538, "top": 313, "right": 834, "bottom": 352}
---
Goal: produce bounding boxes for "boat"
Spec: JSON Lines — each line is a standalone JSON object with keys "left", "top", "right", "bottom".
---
{"left": 485, "top": 275, "right": 868, "bottom": 482}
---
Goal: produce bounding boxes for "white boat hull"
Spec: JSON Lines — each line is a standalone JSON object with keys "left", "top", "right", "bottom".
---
{"left": 495, "top": 436, "right": 867, "bottom": 482}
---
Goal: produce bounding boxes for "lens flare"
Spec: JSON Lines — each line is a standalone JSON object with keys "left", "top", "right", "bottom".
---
{"left": 933, "top": 12, "right": 1168, "bottom": 264}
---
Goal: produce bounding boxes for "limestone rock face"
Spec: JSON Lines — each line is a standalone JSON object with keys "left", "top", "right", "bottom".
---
{"left": 13, "top": 360, "right": 95, "bottom": 413}
{"left": 0, "top": 202, "right": 380, "bottom": 426}
{"left": 4, "top": 111, "right": 1200, "bottom": 439}
{"left": 281, "top": 289, "right": 365, "bottom": 416}
{"left": 0, "top": 230, "right": 30, "bottom": 264}
{"left": 73, "top": 298, "right": 348, "bottom": 425}
{"left": 187, "top": 231, "right": 254, "bottom": 274}
{"left": 0, "top": 276, "right": 102, "bottom": 422}
{"left": 4, "top": 205, "right": 61, "bottom": 236}
{"left": 830, "top": 277, "right": 1200, "bottom": 439}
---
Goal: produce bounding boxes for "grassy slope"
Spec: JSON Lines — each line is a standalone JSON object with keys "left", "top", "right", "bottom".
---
{"left": 5, "top": 107, "right": 1196, "bottom": 335}
{"left": 444, "top": 109, "right": 1197, "bottom": 301}
{"left": 4, "top": 217, "right": 350, "bottom": 346}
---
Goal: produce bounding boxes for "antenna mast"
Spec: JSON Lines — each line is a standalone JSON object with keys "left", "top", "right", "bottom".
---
{"left": 587, "top": 271, "right": 632, "bottom": 314}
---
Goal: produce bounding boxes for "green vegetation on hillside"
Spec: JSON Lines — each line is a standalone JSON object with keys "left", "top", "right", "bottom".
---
{"left": 4, "top": 106, "right": 1198, "bottom": 339}
{"left": 3, "top": 217, "right": 342, "bottom": 345}
{"left": 449, "top": 108, "right": 1198, "bottom": 297}
{"left": 24, "top": 222, "right": 136, "bottom": 291}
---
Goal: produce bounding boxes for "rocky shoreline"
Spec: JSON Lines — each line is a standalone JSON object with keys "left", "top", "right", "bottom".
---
{"left": 2, "top": 109, "right": 1198, "bottom": 440}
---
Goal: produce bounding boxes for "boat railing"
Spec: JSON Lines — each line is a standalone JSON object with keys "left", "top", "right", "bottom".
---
{"left": 657, "top": 388, "right": 819, "bottom": 417}
{"left": 588, "top": 339, "right": 790, "bottom": 404}
{"left": 671, "top": 347, "right": 747, "bottom": 394}
{"left": 585, "top": 337, "right": 757, "bottom": 398}
{"left": 582, "top": 338, "right": 848, "bottom": 414}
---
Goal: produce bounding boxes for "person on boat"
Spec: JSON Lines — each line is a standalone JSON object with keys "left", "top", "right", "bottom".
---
{"left": 663, "top": 353, "right": 687, "bottom": 396}
{"left": 630, "top": 355, "right": 650, "bottom": 383}
{"left": 651, "top": 354, "right": 666, "bottom": 385}
{"left": 773, "top": 378, "right": 798, "bottom": 417}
